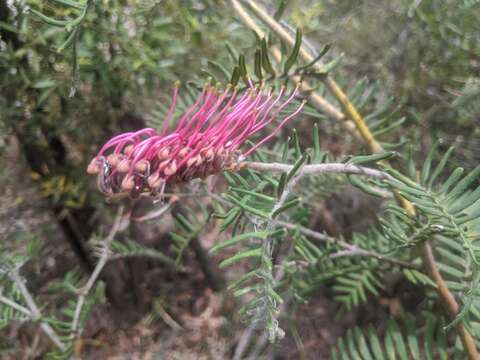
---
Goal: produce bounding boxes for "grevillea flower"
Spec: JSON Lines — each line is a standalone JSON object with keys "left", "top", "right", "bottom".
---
{"left": 87, "top": 82, "right": 305, "bottom": 197}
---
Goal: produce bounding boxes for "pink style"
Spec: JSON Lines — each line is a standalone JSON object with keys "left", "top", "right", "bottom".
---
{"left": 87, "top": 82, "right": 305, "bottom": 197}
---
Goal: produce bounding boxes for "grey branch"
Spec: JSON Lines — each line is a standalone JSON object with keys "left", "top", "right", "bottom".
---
{"left": 0, "top": 293, "right": 31, "bottom": 317}
{"left": 71, "top": 205, "right": 124, "bottom": 340}
{"left": 241, "top": 161, "right": 393, "bottom": 180}
{"left": 9, "top": 270, "right": 66, "bottom": 351}
{"left": 275, "top": 220, "right": 418, "bottom": 269}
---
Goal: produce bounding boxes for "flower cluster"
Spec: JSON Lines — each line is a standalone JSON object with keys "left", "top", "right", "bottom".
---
{"left": 87, "top": 82, "right": 305, "bottom": 197}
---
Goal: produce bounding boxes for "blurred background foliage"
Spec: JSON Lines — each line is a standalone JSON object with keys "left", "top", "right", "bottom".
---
{"left": 1, "top": 0, "right": 479, "bottom": 358}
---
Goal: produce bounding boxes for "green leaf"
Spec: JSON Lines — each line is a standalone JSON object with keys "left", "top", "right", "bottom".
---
{"left": 388, "top": 320, "right": 409, "bottom": 360}
{"left": 273, "top": 0, "right": 289, "bottom": 20}
{"left": 372, "top": 117, "right": 406, "bottom": 137}
{"left": 238, "top": 54, "right": 247, "bottom": 78}
{"left": 313, "top": 123, "right": 321, "bottom": 160}
{"left": 349, "top": 151, "right": 397, "bottom": 165}
{"left": 261, "top": 38, "right": 276, "bottom": 76}
{"left": 286, "top": 151, "right": 308, "bottom": 183}
{"left": 271, "top": 197, "right": 301, "bottom": 218}
{"left": 56, "top": 27, "right": 78, "bottom": 52}
{"left": 225, "top": 41, "right": 239, "bottom": 62}
{"left": 283, "top": 28, "right": 302, "bottom": 74}
{"left": 224, "top": 194, "right": 270, "bottom": 218}
{"left": 277, "top": 173, "right": 287, "bottom": 198}
{"left": 208, "top": 60, "right": 231, "bottom": 82}
{"left": 230, "top": 66, "right": 241, "bottom": 86}
{"left": 31, "top": 79, "right": 57, "bottom": 89}
{"left": 421, "top": 142, "right": 439, "bottom": 185}
{"left": 29, "top": 8, "right": 71, "bottom": 27}
{"left": 292, "top": 128, "right": 301, "bottom": 157}
{"left": 254, "top": 50, "right": 263, "bottom": 80}
{"left": 231, "top": 188, "right": 276, "bottom": 202}
{"left": 428, "top": 146, "right": 455, "bottom": 188}
{"left": 439, "top": 167, "right": 464, "bottom": 194}
{"left": 210, "top": 231, "right": 272, "bottom": 253}
{"left": 219, "top": 247, "right": 263, "bottom": 268}
{"left": 348, "top": 175, "right": 385, "bottom": 198}
{"left": 220, "top": 208, "right": 241, "bottom": 231}
{"left": 445, "top": 165, "right": 480, "bottom": 203}
{"left": 297, "top": 44, "right": 331, "bottom": 72}
{"left": 49, "top": 0, "right": 85, "bottom": 10}
{"left": 317, "top": 53, "right": 344, "bottom": 74}
{"left": 227, "top": 269, "right": 260, "bottom": 290}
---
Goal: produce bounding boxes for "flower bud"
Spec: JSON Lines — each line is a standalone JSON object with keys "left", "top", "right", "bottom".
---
{"left": 147, "top": 173, "right": 164, "bottom": 190}
{"left": 121, "top": 175, "right": 135, "bottom": 191}
{"left": 186, "top": 156, "right": 196, "bottom": 168}
{"left": 158, "top": 159, "right": 170, "bottom": 171}
{"left": 87, "top": 159, "right": 101, "bottom": 174}
{"left": 205, "top": 147, "right": 215, "bottom": 161}
{"left": 178, "top": 147, "right": 191, "bottom": 158}
{"left": 107, "top": 153, "right": 121, "bottom": 167}
{"left": 117, "top": 159, "right": 131, "bottom": 173}
{"left": 134, "top": 159, "right": 149, "bottom": 172}
{"left": 164, "top": 160, "right": 178, "bottom": 176}
{"left": 158, "top": 147, "right": 170, "bottom": 160}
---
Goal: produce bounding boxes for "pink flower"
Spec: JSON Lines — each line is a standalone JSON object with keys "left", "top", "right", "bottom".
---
{"left": 87, "top": 82, "right": 305, "bottom": 197}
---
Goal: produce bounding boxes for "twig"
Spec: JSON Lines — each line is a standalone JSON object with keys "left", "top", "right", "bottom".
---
{"left": 211, "top": 187, "right": 415, "bottom": 270}
{"left": 275, "top": 220, "right": 418, "bottom": 270}
{"left": 9, "top": 270, "right": 66, "bottom": 351}
{"left": 236, "top": 2, "right": 479, "bottom": 357}
{"left": 241, "top": 161, "right": 393, "bottom": 180}
{"left": 0, "top": 294, "right": 31, "bottom": 317}
{"left": 131, "top": 200, "right": 175, "bottom": 222}
{"left": 71, "top": 205, "right": 124, "bottom": 339}
{"left": 153, "top": 300, "right": 184, "bottom": 331}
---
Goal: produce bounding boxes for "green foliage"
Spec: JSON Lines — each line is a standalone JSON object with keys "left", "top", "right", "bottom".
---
{"left": 0, "top": 279, "right": 28, "bottom": 330}
{"left": 331, "top": 316, "right": 454, "bottom": 360}
{"left": 170, "top": 201, "right": 211, "bottom": 264}
{"left": 110, "top": 238, "right": 176, "bottom": 267}
{"left": 451, "top": 78, "right": 480, "bottom": 124}
{"left": 48, "top": 278, "right": 105, "bottom": 360}
{"left": 378, "top": 147, "right": 480, "bottom": 328}
{"left": 2, "top": 0, "right": 480, "bottom": 358}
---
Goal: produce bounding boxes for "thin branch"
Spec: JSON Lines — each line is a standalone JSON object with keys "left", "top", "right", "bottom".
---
{"left": 71, "top": 206, "right": 124, "bottom": 339}
{"left": 241, "top": 161, "right": 393, "bottom": 180}
{"left": 9, "top": 270, "right": 66, "bottom": 351}
{"left": 211, "top": 188, "right": 415, "bottom": 269}
{"left": 0, "top": 294, "right": 31, "bottom": 317}
{"left": 275, "top": 220, "right": 418, "bottom": 270}
{"left": 131, "top": 197, "right": 177, "bottom": 222}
